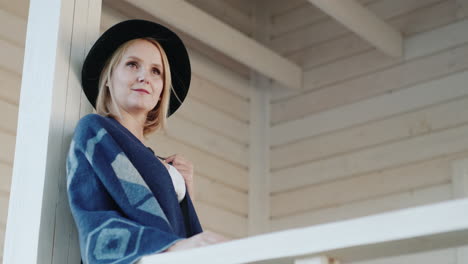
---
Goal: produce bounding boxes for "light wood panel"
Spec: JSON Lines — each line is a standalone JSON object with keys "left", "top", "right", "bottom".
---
{"left": 272, "top": 95, "right": 468, "bottom": 170}
{"left": 0, "top": 0, "right": 29, "bottom": 18}
{"left": 0, "top": 132, "right": 15, "bottom": 164}
{"left": 0, "top": 193, "right": 8, "bottom": 225}
{"left": 272, "top": 151, "right": 468, "bottom": 217}
{"left": 147, "top": 133, "right": 248, "bottom": 192}
{"left": 186, "top": 0, "right": 253, "bottom": 36}
{"left": 165, "top": 116, "right": 248, "bottom": 167}
{"left": 195, "top": 202, "right": 247, "bottom": 238}
{"left": 270, "top": 0, "right": 442, "bottom": 54}
{"left": 272, "top": 123, "right": 468, "bottom": 193}
{"left": 0, "top": 100, "right": 18, "bottom": 135}
{"left": 0, "top": 162, "right": 12, "bottom": 193}
{"left": 272, "top": 42, "right": 468, "bottom": 124}
{"left": 0, "top": 68, "right": 21, "bottom": 105}
{"left": 0, "top": 38, "right": 23, "bottom": 75}
{"left": 177, "top": 96, "right": 248, "bottom": 144}
{"left": 272, "top": 69, "right": 468, "bottom": 147}
{"left": 190, "top": 75, "right": 250, "bottom": 122}
{"left": 0, "top": 8, "right": 27, "bottom": 46}
{"left": 274, "top": 15, "right": 468, "bottom": 103}
{"left": 195, "top": 175, "right": 247, "bottom": 216}
{"left": 271, "top": 184, "right": 452, "bottom": 230}
{"left": 272, "top": 0, "right": 465, "bottom": 104}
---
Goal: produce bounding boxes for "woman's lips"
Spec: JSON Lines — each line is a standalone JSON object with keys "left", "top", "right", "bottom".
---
{"left": 132, "top": 88, "right": 150, "bottom": 94}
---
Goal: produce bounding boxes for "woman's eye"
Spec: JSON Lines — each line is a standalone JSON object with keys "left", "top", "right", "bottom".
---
{"left": 127, "top": 61, "right": 138, "bottom": 68}
{"left": 152, "top": 68, "right": 161, "bottom": 75}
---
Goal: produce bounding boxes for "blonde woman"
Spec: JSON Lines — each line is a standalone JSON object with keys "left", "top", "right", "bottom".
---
{"left": 67, "top": 20, "right": 226, "bottom": 264}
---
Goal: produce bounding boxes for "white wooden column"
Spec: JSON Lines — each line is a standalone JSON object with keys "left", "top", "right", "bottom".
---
{"left": 248, "top": 0, "right": 271, "bottom": 235}
{"left": 3, "top": 0, "right": 100, "bottom": 263}
{"left": 452, "top": 158, "right": 468, "bottom": 264}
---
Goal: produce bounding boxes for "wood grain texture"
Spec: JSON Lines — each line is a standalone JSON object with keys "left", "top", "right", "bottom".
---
{"left": 271, "top": 184, "right": 452, "bottom": 230}
{"left": 272, "top": 151, "right": 468, "bottom": 217}
{"left": 272, "top": 123, "right": 468, "bottom": 192}
{"left": 272, "top": 95, "right": 468, "bottom": 170}
{"left": 147, "top": 133, "right": 248, "bottom": 192}
{"left": 272, "top": 42, "right": 468, "bottom": 124}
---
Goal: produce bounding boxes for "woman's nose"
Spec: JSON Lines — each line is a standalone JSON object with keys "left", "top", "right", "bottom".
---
{"left": 137, "top": 72, "right": 149, "bottom": 84}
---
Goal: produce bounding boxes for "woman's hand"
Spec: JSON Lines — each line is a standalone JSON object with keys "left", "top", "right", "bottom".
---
{"left": 164, "top": 231, "right": 229, "bottom": 252}
{"left": 165, "top": 154, "right": 195, "bottom": 200}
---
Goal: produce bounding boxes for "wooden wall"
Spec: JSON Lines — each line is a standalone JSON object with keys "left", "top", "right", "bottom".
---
{"left": 267, "top": 0, "right": 468, "bottom": 262}
{"left": 0, "top": 0, "right": 252, "bottom": 260}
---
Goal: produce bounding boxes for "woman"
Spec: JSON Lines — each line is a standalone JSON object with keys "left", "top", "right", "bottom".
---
{"left": 67, "top": 19, "right": 226, "bottom": 264}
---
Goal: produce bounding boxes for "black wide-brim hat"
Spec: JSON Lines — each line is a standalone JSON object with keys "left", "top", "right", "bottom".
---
{"left": 81, "top": 19, "right": 191, "bottom": 116}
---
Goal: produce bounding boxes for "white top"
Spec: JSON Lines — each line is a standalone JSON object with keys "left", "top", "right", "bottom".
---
{"left": 167, "top": 164, "right": 186, "bottom": 202}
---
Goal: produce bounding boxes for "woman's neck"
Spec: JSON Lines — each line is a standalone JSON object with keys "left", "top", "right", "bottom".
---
{"left": 114, "top": 111, "right": 146, "bottom": 144}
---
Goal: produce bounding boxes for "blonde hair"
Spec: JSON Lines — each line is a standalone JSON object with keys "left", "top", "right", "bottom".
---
{"left": 95, "top": 38, "right": 172, "bottom": 136}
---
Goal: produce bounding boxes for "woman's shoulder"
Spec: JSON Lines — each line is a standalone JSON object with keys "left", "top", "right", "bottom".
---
{"left": 73, "top": 114, "right": 112, "bottom": 140}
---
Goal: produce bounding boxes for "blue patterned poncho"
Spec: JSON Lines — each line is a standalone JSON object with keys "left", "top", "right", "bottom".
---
{"left": 66, "top": 114, "right": 203, "bottom": 264}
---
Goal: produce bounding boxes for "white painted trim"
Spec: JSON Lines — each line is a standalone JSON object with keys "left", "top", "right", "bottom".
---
{"left": 138, "top": 198, "right": 468, "bottom": 264}
{"left": 295, "top": 256, "right": 336, "bottom": 264}
{"left": 125, "top": 0, "right": 302, "bottom": 90}
{"left": 2, "top": 0, "right": 99, "bottom": 263}
{"left": 307, "top": 0, "right": 402, "bottom": 57}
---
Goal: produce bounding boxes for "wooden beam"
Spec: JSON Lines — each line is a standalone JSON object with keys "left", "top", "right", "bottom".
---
{"left": 124, "top": 0, "right": 302, "bottom": 90}
{"left": 2, "top": 0, "right": 99, "bottom": 263}
{"left": 139, "top": 198, "right": 468, "bottom": 263}
{"left": 307, "top": 0, "right": 403, "bottom": 57}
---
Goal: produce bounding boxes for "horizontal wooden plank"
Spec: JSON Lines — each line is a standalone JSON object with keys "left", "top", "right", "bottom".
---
{"left": 272, "top": 95, "right": 468, "bottom": 170}
{"left": 273, "top": 0, "right": 465, "bottom": 104}
{"left": 146, "top": 133, "right": 248, "bottom": 191}
{"left": 195, "top": 202, "right": 247, "bottom": 238}
{"left": 0, "top": 100, "right": 18, "bottom": 135}
{"left": 0, "top": 193, "right": 9, "bottom": 226}
{"left": 0, "top": 0, "right": 29, "bottom": 18}
{"left": 270, "top": 0, "right": 442, "bottom": 54}
{"left": 0, "top": 162, "right": 12, "bottom": 193}
{"left": 190, "top": 75, "right": 250, "bottom": 123}
{"left": 177, "top": 96, "right": 249, "bottom": 144}
{"left": 0, "top": 68, "right": 21, "bottom": 105}
{"left": 0, "top": 8, "right": 27, "bottom": 47}
{"left": 272, "top": 151, "right": 468, "bottom": 217}
{"left": 274, "top": 17, "right": 468, "bottom": 103}
{"left": 164, "top": 116, "right": 248, "bottom": 167}
{"left": 272, "top": 123, "right": 468, "bottom": 193}
{"left": 272, "top": 42, "right": 468, "bottom": 125}
{"left": 195, "top": 175, "right": 247, "bottom": 216}
{"left": 0, "top": 38, "right": 23, "bottom": 75}
{"left": 0, "top": 131, "right": 15, "bottom": 164}
{"left": 271, "top": 0, "right": 376, "bottom": 37}
{"left": 271, "top": 184, "right": 452, "bottom": 230}
{"left": 272, "top": 70, "right": 468, "bottom": 147}
{"left": 186, "top": 0, "right": 253, "bottom": 36}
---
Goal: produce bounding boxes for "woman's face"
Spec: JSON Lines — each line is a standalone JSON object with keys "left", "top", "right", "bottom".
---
{"left": 110, "top": 39, "right": 164, "bottom": 117}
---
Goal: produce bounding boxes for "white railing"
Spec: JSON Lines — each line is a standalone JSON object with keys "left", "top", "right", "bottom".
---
{"left": 138, "top": 198, "right": 468, "bottom": 264}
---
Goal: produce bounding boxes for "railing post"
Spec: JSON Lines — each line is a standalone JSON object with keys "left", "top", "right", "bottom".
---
{"left": 2, "top": 0, "right": 100, "bottom": 263}
{"left": 452, "top": 158, "right": 468, "bottom": 264}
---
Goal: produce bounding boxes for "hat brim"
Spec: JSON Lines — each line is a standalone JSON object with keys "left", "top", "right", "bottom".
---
{"left": 81, "top": 19, "right": 191, "bottom": 116}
